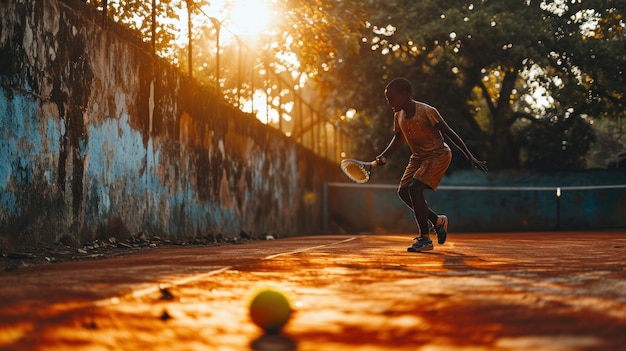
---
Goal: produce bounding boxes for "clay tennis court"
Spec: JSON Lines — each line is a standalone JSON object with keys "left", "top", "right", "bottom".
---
{"left": 1, "top": 232, "right": 625, "bottom": 351}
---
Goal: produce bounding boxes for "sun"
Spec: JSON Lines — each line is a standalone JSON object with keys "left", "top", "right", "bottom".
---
{"left": 196, "top": 0, "right": 273, "bottom": 40}
{"left": 227, "top": 0, "right": 273, "bottom": 36}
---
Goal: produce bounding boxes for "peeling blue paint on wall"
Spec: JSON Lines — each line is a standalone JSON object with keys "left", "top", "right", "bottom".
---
{"left": 1, "top": 94, "right": 31, "bottom": 188}
{"left": 1, "top": 92, "right": 47, "bottom": 215}
{"left": 0, "top": 0, "right": 344, "bottom": 249}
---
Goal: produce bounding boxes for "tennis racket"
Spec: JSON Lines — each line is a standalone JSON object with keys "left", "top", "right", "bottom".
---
{"left": 339, "top": 159, "right": 378, "bottom": 183}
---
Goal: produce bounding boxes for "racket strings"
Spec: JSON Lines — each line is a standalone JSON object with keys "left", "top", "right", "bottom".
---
{"left": 341, "top": 162, "right": 368, "bottom": 182}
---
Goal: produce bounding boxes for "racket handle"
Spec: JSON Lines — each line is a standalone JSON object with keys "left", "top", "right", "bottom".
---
{"left": 373, "top": 156, "right": 386, "bottom": 167}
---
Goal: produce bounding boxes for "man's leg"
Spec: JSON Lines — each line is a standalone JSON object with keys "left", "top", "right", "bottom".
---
{"left": 405, "top": 180, "right": 435, "bottom": 252}
{"left": 407, "top": 181, "right": 448, "bottom": 244}
{"left": 399, "top": 186, "right": 439, "bottom": 230}
{"left": 408, "top": 180, "right": 431, "bottom": 236}
{"left": 398, "top": 187, "right": 412, "bottom": 209}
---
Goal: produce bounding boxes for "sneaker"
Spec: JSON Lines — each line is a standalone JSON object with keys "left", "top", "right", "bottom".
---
{"left": 407, "top": 236, "right": 433, "bottom": 252}
{"left": 434, "top": 215, "right": 448, "bottom": 245}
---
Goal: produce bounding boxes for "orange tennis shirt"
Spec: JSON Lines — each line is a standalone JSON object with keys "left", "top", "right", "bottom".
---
{"left": 393, "top": 101, "right": 449, "bottom": 155}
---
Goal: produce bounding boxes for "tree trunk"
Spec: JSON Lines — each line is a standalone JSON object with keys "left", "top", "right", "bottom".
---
{"left": 489, "top": 68, "right": 521, "bottom": 169}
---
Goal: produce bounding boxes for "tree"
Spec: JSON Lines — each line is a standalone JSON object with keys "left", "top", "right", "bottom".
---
{"left": 517, "top": 110, "right": 596, "bottom": 170}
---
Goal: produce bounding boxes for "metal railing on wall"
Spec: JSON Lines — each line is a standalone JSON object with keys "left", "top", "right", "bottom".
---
{"left": 86, "top": 0, "right": 347, "bottom": 163}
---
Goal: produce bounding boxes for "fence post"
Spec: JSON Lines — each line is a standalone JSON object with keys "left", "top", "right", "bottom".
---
{"left": 209, "top": 17, "right": 221, "bottom": 91}
{"left": 556, "top": 187, "right": 561, "bottom": 230}
{"left": 236, "top": 36, "right": 242, "bottom": 108}
{"left": 151, "top": 0, "right": 156, "bottom": 53}
{"left": 102, "top": 0, "right": 108, "bottom": 26}
{"left": 187, "top": 0, "right": 193, "bottom": 78}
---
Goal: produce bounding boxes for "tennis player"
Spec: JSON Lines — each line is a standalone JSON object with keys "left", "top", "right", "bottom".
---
{"left": 374, "top": 78, "right": 488, "bottom": 252}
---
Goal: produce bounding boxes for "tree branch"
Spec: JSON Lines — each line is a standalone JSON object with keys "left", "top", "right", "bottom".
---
{"left": 477, "top": 79, "right": 497, "bottom": 117}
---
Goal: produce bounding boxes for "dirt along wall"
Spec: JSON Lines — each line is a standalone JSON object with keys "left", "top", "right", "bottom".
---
{"left": 0, "top": 0, "right": 341, "bottom": 250}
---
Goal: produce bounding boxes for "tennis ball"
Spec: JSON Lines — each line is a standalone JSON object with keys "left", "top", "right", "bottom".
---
{"left": 249, "top": 288, "right": 292, "bottom": 334}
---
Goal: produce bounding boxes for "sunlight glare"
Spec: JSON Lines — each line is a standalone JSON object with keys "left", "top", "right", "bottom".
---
{"left": 226, "top": 0, "right": 273, "bottom": 36}
{"left": 241, "top": 89, "right": 281, "bottom": 124}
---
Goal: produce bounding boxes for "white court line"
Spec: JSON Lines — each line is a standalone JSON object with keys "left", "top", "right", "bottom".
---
{"left": 264, "top": 237, "right": 357, "bottom": 260}
{"left": 129, "top": 266, "right": 233, "bottom": 300}
{"left": 96, "top": 237, "right": 358, "bottom": 306}
{"left": 95, "top": 265, "right": 233, "bottom": 307}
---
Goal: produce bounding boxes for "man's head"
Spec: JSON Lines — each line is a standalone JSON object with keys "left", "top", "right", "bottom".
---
{"left": 384, "top": 78, "right": 412, "bottom": 112}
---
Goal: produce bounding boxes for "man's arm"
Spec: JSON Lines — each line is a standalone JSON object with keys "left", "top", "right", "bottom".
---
{"left": 435, "top": 121, "right": 488, "bottom": 173}
{"left": 375, "top": 131, "right": 405, "bottom": 165}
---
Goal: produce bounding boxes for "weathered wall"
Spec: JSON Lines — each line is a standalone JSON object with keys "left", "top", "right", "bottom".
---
{"left": 327, "top": 170, "right": 626, "bottom": 233}
{"left": 0, "top": 0, "right": 342, "bottom": 249}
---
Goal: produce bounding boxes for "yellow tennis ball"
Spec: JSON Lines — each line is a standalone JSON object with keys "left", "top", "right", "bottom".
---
{"left": 249, "top": 288, "right": 292, "bottom": 334}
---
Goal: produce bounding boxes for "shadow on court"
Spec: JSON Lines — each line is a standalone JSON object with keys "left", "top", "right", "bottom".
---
{"left": 0, "top": 232, "right": 625, "bottom": 351}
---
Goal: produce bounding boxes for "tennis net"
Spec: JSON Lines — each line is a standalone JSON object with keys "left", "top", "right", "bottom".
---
{"left": 324, "top": 183, "right": 626, "bottom": 233}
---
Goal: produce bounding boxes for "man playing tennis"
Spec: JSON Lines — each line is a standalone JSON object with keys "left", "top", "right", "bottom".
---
{"left": 374, "top": 78, "right": 488, "bottom": 252}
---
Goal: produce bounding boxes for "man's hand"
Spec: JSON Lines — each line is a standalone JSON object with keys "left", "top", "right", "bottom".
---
{"left": 471, "top": 157, "right": 488, "bottom": 173}
{"left": 375, "top": 156, "right": 387, "bottom": 166}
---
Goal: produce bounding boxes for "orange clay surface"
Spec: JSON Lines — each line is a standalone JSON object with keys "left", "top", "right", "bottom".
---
{"left": 1, "top": 232, "right": 625, "bottom": 351}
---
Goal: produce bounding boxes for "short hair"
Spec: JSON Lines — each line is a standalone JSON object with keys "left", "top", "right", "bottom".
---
{"left": 385, "top": 78, "right": 412, "bottom": 94}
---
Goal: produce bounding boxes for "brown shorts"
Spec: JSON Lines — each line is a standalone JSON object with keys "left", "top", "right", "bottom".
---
{"left": 399, "top": 147, "right": 452, "bottom": 190}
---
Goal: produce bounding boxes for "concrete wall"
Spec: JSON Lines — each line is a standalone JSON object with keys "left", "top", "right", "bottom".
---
{"left": 0, "top": 0, "right": 342, "bottom": 249}
{"left": 326, "top": 170, "right": 626, "bottom": 233}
